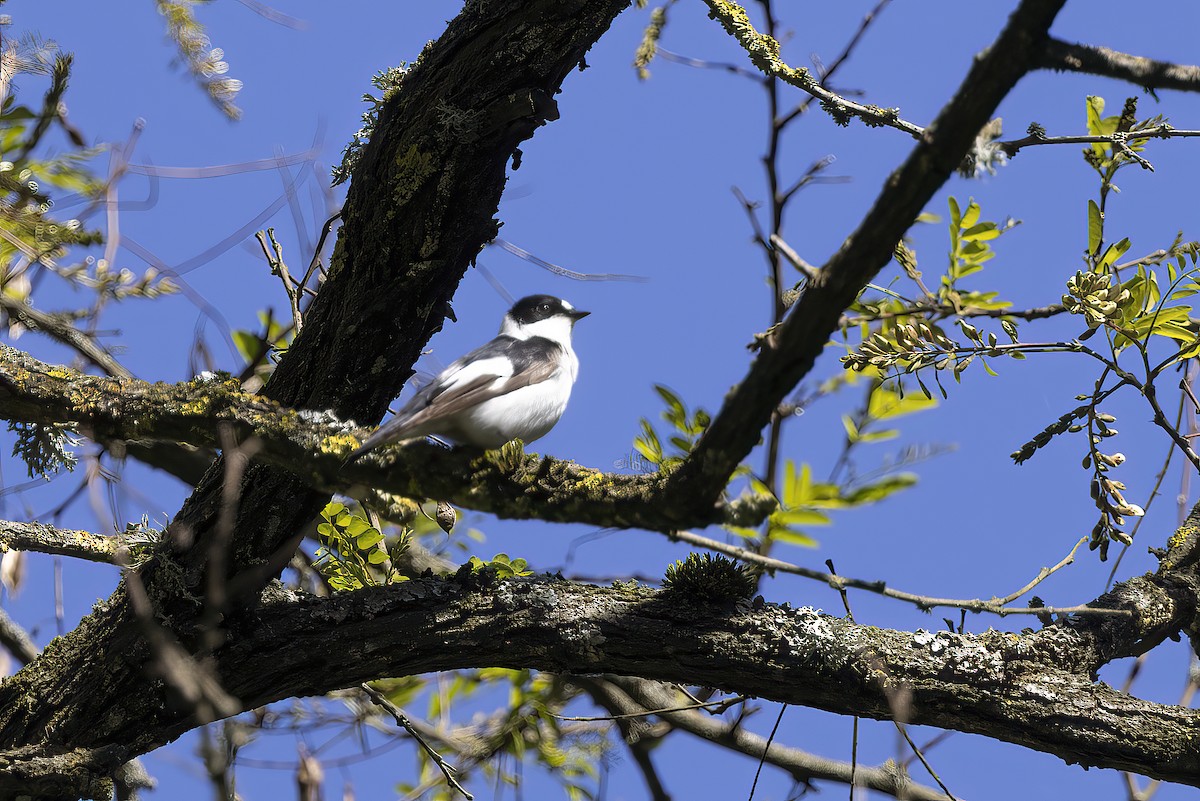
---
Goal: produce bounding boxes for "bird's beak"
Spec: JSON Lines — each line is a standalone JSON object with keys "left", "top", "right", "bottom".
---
{"left": 568, "top": 309, "right": 590, "bottom": 321}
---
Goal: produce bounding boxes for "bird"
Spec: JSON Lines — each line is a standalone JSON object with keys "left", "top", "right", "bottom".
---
{"left": 349, "top": 294, "right": 589, "bottom": 458}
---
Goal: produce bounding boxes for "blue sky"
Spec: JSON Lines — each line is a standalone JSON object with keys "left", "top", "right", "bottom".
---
{"left": 4, "top": 2, "right": 1200, "bottom": 799}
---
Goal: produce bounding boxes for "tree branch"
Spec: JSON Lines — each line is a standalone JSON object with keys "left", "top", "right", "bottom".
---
{"left": 667, "top": 0, "right": 1067, "bottom": 504}
{"left": 0, "top": 519, "right": 121, "bottom": 565}
{"left": 1038, "top": 38, "right": 1200, "bottom": 93}
{"left": 3, "top": 557, "right": 1197, "bottom": 794}
{"left": 594, "top": 676, "right": 951, "bottom": 801}
{"left": 701, "top": 0, "right": 923, "bottom": 138}
{"left": 0, "top": 344, "right": 772, "bottom": 531}
{"left": 0, "top": 295, "right": 131, "bottom": 379}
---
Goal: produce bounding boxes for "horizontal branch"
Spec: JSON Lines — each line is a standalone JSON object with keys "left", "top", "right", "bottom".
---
{"left": 1038, "top": 37, "right": 1200, "bottom": 93}
{"left": 4, "top": 563, "right": 1196, "bottom": 792}
{"left": 671, "top": 528, "right": 1123, "bottom": 618}
{"left": 998, "top": 125, "right": 1200, "bottom": 161}
{"left": 0, "top": 520, "right": 121, "bottom": 564}
{"left": 0, "top": 345, "right": 772, "bottom": 532}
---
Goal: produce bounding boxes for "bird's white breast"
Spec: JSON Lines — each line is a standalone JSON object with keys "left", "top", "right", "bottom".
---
{"left": 455, "top": 348, "right": 578, "bottom": 448}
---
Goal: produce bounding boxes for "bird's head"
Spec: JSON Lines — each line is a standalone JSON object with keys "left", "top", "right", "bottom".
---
{"left": 501, "top": 295, "right": 590, "bottom": 344}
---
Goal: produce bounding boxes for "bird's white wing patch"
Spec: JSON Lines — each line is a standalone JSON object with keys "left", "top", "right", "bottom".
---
{"left": 438, "top": 356, "right": 513, "bottom": 391}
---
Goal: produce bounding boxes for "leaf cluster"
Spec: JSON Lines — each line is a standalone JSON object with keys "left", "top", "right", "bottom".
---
{"left": 314, "top": 502, "right": 408, "bottom": 591}
{"left": 632, "top": 384, "right": 710, "bottom": 468}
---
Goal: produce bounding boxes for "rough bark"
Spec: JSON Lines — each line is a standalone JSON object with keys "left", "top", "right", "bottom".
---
{"left": 6, "top": 0, "right": 1200, "bottom": 798}
{"left": 0, "top": 344, "right": 769, "bottom": 531}
{"left": 0, "top": 1, "right": 633, "bottom": 797}
{"left": 2, "top": 555, "right": 1199, "bottom": 796}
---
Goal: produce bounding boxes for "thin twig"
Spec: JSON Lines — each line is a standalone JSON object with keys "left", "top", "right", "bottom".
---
{"left": 997, "top": 126, "right": 1200, "bottom": 159}
{"left": 0, "top": 295, "right": 132, "bottom": 378}
{"left": 255, "top": 229, "right": 303, "bottom": 333}
{"left": 778, "top": 0, "right": 893, "bottom": 127}
{"left": 552, "top": 694, "right": 746, "bottom": 721}
{"left": 769, "top": 233, "right": 817, "bottom": 280}
{"left": 668, "top": 528, "right": 1123, "bottom": 617}
{"left": 360, "top": 682, "right": 474, "bottom": 800}
{"left": 894, "top": 722, "right": 958, "bottom": 801}
{"left": 300, "top": 210, "right": 341, "bottom": 293}
{"left": 747, "top": 704, "right": 787, "bottom": 801}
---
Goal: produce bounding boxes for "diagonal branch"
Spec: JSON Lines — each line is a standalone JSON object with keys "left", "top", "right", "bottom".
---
{"left": 590, "top": 676, "right": 951, "bottom": 801}
{"left": 701, "top": 0, "right": 923, "bottom": 137}
{"left": 667, "top": 0, "right": 1067, "bottom": 504}
{"left": 0, "top": 295, "right": 131, "bottom": 379}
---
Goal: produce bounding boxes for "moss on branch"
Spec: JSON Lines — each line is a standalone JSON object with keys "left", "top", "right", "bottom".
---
{"left": 0, "top": 344, "right": 768, "bottom": 531}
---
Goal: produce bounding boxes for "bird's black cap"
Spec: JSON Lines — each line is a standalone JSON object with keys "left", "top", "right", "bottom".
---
{"left": 508, "top": 295, "right": 589, "bottom": 324}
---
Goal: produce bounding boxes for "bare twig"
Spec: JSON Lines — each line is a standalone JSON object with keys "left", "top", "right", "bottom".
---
{"left": 769, "top": 233, "right": 817, "bottom": 280}
{"left": 606, "top": 677, "right": 952, "bottom": 801}
{"left": 552, "top": 694, "right": 746, "bottom": 721}
{"left": 360, "top": 682, "right": 473, "bottom": 800}
{"left": 747, "top": 704, "right": 787, "bottom": 801}
{"left": 997, "top": 126, "right": 1200, "bottom": 160}
{"left": 668, "top": 528, "right": 1118, "bottom": 617}
{"left": 778, "top": 0, "right": 893, "bottom": 127}
{"left": 255, "top": 228, "right": 304, "bottom": 333}
{"left": 0, "top": 295, "right": 132, "bottom": 378}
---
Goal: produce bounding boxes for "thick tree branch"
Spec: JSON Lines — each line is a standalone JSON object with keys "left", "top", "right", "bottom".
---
{"left": 1038, "top": 38, "right": 1200, "bottom": 93}
{"left": 0, "top": 344, "right": 771, "bottom": 531}
{"left": 3, "top": 559, "right": 1197, "bottom": 794}
{"left": 667, "top": 0, "right": 1066, "bottom": 503}
{"left": 0, "top": 5, "right": 640, "bottom": 797}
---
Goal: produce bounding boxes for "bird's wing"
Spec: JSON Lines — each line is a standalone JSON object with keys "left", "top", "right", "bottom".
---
{"left": 351, "top": 338, "right": 559, "bottom": 456}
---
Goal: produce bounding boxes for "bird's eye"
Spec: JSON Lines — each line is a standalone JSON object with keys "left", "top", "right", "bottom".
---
{"left": 539, "top": 304, "right": 549, "bottom": 312}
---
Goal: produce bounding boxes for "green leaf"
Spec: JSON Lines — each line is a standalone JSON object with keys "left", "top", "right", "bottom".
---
{"left": 356, "top": 529, "right": 384, "bottom": 549}
{"left": 1085, "top": 95, "right": 1106, "bottom": 136}
{"left": 961, "top": 222, "right": 999, "bottom": 242}
{"left": 654, "top": 384, "right": 684, "bottom": 416}
{"left": 767, "top": 526, "right": 818, "bottom": 548}
{"left": 960, "top": 199, "right": 981, "bottom": 230}
{"left": 843, "top": 474, "right": 918, "bottom": 505}
{"left": 1087, "top": 199, "right": 1103, "bottom": 256}
{"left": 867, "top": 384, "right": 937, "bottom": 420}
{"left": 772, "top": 509, "right": 831, "bottom": 526}
{"left": 1097, "top": 237, "right": 1131, "bottom": 271}
{"left": 841, "top": 415, "right": 860, "bottom": 443}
